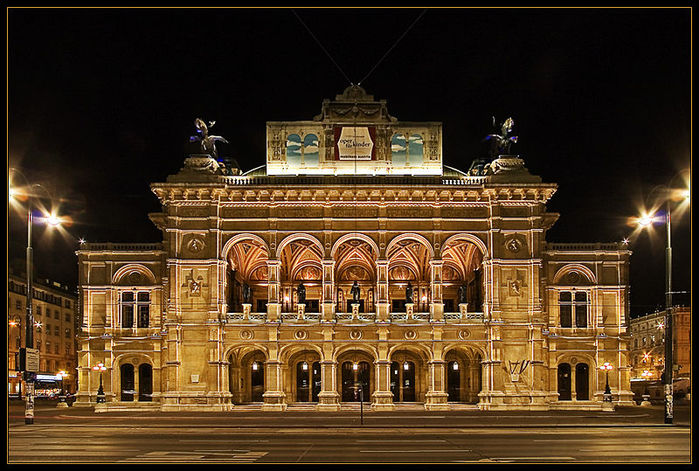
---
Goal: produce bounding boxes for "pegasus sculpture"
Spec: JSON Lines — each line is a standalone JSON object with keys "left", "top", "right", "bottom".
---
{"left": 190, "top": 118, "right": 229, "bottom": 158}
{"left": 484, "top": 117, "right": 518, "bottom": 158}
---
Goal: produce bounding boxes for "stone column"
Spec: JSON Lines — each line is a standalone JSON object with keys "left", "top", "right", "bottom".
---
{"left": 266, "top": 260, "right": 281, "bottom": 322}
{"left": 262, "top": 359, "right": 286, "bottom": 411}
{"left": 429, "top": 260, "right": 444, "bottom": 321}
{"left": 316, "top": 360, "right": 341, "bottom": 411}
{"left": 425, "top": 360, "right": 449, "bottom": 410}
{"left": 371, "top": 359, "right": 395, "bottom": 410}
{"left": 321, "top": 260, "right": 335, "bottom": 322}
{"left": 376, "top": 260, "right": 389, "bottom": 322}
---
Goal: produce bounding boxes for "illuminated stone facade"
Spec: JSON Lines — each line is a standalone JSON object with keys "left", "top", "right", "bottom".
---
{"left": 75, "top": 87, "right": 634, "bottom": 411}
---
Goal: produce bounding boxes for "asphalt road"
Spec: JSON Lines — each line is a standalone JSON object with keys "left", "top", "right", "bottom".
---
{"left": 7, "top": 403, "right": 692, "bottom": 464}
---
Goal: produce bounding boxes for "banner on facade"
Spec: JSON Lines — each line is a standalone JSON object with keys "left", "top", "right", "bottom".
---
{"left": 334, "top": 126, "right": 375, "bottom": 160}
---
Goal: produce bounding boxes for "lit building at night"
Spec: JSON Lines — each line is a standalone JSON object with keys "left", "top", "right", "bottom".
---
{"left": 8, "top": 270, "right": 79, "bottom": 397}
{"left": 75, "top": 86, "right": 634, "bottom": 411}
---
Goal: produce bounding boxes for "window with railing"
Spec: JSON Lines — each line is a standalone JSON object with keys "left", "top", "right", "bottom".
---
{"left": 559, "top": 291, "right": 589, "bottom": 328}
{"left": 120, "top": 291, "right": 151, "bottom": 328}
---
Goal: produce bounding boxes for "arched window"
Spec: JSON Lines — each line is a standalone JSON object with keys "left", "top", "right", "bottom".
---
{"left": 390, "top": 134, "right": 406, "bottom": 166}
{"left": 286, "top": 134, "right": 302, "bottom": 166}
{"left": 303, "top": 134, "right": 319, "bottom": 167}
{"left": 407, "top": 134, "right": 424, "bottom": 166}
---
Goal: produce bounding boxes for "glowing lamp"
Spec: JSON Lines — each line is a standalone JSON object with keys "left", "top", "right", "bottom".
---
{"left": 599, "top": 362, "right": 613, "bottom": 371}
{"left": 352, "top": 363, "right": 358, "bottom": 371}
{"left": 403, "top": 362, "right": 410, "bottom": 371}
{"left": 452, "top": 362, "right": 459, "bottom": 371}
{"left": 302, "top": 362, "right": 308, "bottom": 371}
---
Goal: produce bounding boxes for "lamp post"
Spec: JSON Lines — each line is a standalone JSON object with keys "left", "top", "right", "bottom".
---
{"left": 93, "top": 363, "right": 107, "bottom": 403}
{"left": 10, "top": 170, "right": 64, "bottom": 425}
{"left": 600, "top": 362, "right": 613, "bottom": 402}
{"left": 636, "top": 180, "right": 689, "bottom": 424}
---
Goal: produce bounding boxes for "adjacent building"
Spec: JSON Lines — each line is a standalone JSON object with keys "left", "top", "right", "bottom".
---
{"left": 8, "top": 270, "right": 79, "bottom": 396}
{"left": 629, "top": 306, "right": 691, "bottom": 382}
{"left": 75, "top": 86, "right": 634, "bottom": 411}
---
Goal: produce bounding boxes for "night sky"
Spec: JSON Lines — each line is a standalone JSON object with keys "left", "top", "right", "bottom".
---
{"left": 8, "top": 8, "right": 691, "bottom": 317}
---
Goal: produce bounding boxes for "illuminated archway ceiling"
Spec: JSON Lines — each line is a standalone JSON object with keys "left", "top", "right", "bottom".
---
{"left": 280, "top": 240, "right": 323, "bottom": 281}
{"left": 387, "top": 239, "right": 430, "bottom": 281}
{"left": 227, "top": 240, "right": 269, "bottom": 281}
{"left": 441, "top": 240, "right": 483, "bottom": 281}
{"left": 335, "top": 240, "right": 376, "bottom": 281}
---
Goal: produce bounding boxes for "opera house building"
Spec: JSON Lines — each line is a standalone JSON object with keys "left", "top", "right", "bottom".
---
{"left": 75, "top": 86, "right": 634, "bottom": 411}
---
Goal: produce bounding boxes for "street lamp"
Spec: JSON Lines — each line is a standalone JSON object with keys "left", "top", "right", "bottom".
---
{"left": 600, "top": 362, "right": 613, "bottom": 402}
{"left": 56, "top": 370, "right": 68, "bottom": 407}
{"left": 92, "top": 363, "right": 107, "bottom": 403}
{"left": 636, "top": 178, "right": 690, "bottom": 424}
{"left": 9, "top": 169, "right": 64, "bottom": 425}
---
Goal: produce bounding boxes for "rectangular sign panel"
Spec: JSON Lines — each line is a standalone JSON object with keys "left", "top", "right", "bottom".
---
{"left": 25, "top": 348, "right": 40, "bottom": 373}
{"left": 334, "top": 126, "right": 376, "bottom": 160}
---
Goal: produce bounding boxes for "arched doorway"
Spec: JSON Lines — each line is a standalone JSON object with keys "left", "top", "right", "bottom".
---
{"left": 138, "top": 364, "right": 152, "bottom": 402}
{"left": 445, "top": 349, "right": 482, "bottom": 403}
{"left": 575, "top": 363, "right": 589, "bottom": 400}
{"left": 336, "top": 350, "right": 374, "bottom": 402}
{"left": 296, "top": 360, "right": 321, "bottom": 402}
{"left": 120, "top": 364, "right": 134, "bottom": 402}
{"left": 288, "top": 351, "right": 321, "bottom": 403}
{"left": 390, "top": 350, "right": 425, "bottom": 402}
{"left": 251, "top": 360, "right": 265, "bottom": 402}
{"left": 232, "top": 350, "right": 267, "bottom": 403}
{"left": 558, "top": 363, "right": 572, "bottom": 401}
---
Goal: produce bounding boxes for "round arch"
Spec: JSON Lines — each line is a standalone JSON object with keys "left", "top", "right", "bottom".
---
{"left": 332, "top": 344, "right": 378, "bottom": 363}
{"left": 221, "top": 233, "right": 270, "bottom": 260}
{"left": 331, "top": 232, "right": 380, "bottom": 259}
{"left": 386, "top": 233, "right": 435, "bottom": 259}
{"left": 388, "top": 343, "right": 433, "bottom": 363}
{"left": 552, "top": 263, "right": 597, "bottom": 285}
{"left": 276, "top": 233, "right": 324, "bottom": 259}
{"left": 224, "top": 344, "right": 270, "bottom": 365}
{"left": 112, "top": 264, "right": 157, "bottom": 285}
{"left": 441, "top": 233, "right": 489, "bottom": 260}
{"left": 441, "top": 344, "right": 487, "bottom": 362}
{"left": 279, "top": 343, "right": 325, "bottom": 364}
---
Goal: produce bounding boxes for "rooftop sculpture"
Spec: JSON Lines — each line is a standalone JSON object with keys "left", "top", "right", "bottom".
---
{"left": 189, "top": 118, "right": 229, "bottom": 158}
{"left": 484, "top": 117, "right": 518, "bottom": 158}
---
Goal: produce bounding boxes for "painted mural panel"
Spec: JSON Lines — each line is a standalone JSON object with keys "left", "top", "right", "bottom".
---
{"left": 286, "top": 134, "right": 302, "bottom": 166}
{"left": 304, "top": 134, "right": 320, "bottom": 167}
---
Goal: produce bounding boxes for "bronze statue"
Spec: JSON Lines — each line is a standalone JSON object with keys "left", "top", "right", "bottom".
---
{"left": 297, "top": 282, "right": 306, "bottom": 305}
{"left": 190, "top": 118, "right": 229, "bottom": 158}
{"left": 458, "top": 284, "right": 468, "bottom": 304}
{"left": 350, "top": 281, "right": 360, "bottom": 303}
{"left": 405, "top": 281, "right": 414, "bottom": 304}
{"left": 484, "top": 117, "right": 518, "bottom": 158}
{"left": 242, "top": 283, "right": 252, "bottom": 304}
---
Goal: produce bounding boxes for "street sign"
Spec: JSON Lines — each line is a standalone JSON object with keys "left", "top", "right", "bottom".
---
{"left": 24, "top": 348, "right": 40, "bottom": 373}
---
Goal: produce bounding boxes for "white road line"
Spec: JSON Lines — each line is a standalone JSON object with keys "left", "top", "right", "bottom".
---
{"left": 492, "top": 456, "right": 576, "bottom": 460}
{"left": 360, "top": 449, "right": 472, "bottom": 453}
{"left": 355, "top": 439, "right": 447, "bottom": 442}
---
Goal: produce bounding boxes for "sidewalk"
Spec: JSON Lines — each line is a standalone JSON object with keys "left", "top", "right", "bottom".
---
{"left": 8, "top": 401, "right": 690, "bottom": 428}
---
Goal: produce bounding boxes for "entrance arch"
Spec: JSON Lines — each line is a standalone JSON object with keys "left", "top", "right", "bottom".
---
{"left": 444, "top": 348, "right": 482, "bottom": 403}
{"left": 575, "top": 363, "right": 590, "bottom": 400}
{"left": 389, "top": 350, "right": 426, "bottom": 402}
{"left": 336, "top": 350, "right": 374, "bottom": 402}
{"left": 558, "top": 363, "right": 572, "bottom": 401}
{"left": 120, "top": 364, "right": 134, "bottom": 402}
{"left": 230, "top": 349, "right": 267, "bottom": 403}
{"left": 138, "top": 364, "right": 152, "bottom": 402}
{"left": 287, "top": 350, "right": 321, "bottom": 403}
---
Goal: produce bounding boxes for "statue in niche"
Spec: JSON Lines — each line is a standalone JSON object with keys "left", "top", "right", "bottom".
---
{"left": 297, "top": 282, "right": 306, "bottom": 305}
{"left": 405, "top": 281, "right": 414, "bottom": 304}
{"left": 458, "top": 284, "right": 468, "bottom": 304}
{"left": 484, "top": 116, "right": 518, "bottom": 158}
{"left": 189, "top": 118, "right": 229, "bottom": 158}
{"left": 242, "top": 282, "right": 252, "bottom": 304}
{"left": 350, "top": 281, "right": 360, "bottom": 303}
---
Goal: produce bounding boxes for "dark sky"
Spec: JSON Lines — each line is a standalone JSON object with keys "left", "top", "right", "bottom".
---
{"left": 8, "top": 8, "right": 691, "bottom": 317}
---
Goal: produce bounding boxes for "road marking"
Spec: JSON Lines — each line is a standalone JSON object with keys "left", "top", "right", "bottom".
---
{"left": 360, "top": 449, "right": 472, "bottom": 453}
{"left": 492, "top": 456, "right": 576, "bottom": 461}
{"left": 355, "top": 439, "right": 447, "bottom": 443}
{"left": 179, "top": 439, "right": 269, "bottom": 443}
